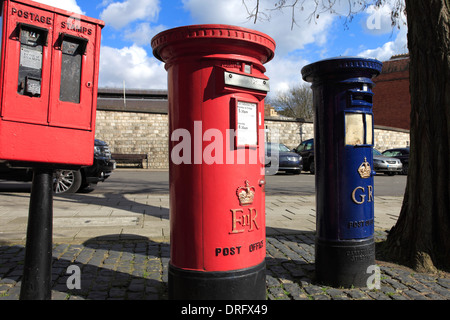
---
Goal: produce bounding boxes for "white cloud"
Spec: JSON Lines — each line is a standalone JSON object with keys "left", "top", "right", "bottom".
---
{"left": 95, "top": 0, "right": 408, "bottom": 92}
{"left": 100, "top": 0, "right": 160, "bottom": 29}
{"left": 355, "top": 1, "right": 408, "bottom": 61}
{"left": 32, "top": 0, "right": 84, "bottom": 14}
{"left": 123, "top": 23, "right": 166, "bottom": 46}
{"left": 181, "top": 0, "right": 249, "bottom": 25}
{"left": 99, "top": 45, "right": 166, "bottom": 89}
{"left": 265, "top": 56, "right": 309, "bottom": 98}
{"left": 180, "top": 0, "right": 338, "bottom": 94}
{"left": 182, "top": 0, "right": 336, "bottom": 57}
{"left": 358, "top": 21, "right": 408, "bottom": 61}
{"left": 362, "top": 5, "right": 395, "bottom": 35}
{"left": 361, "top": 2, "right": 407, "bottom": 36}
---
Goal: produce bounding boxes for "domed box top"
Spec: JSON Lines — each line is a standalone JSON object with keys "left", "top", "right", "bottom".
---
{"left": 151, "top": 24, "right": 276, "bottom": 66}
{"left": 301, "top": 56, "right": 383, "bottom": 83}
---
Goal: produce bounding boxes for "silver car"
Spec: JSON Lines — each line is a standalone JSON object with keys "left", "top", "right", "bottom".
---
{"left": 373, "top": 149, "right": 402, "bottom": 176}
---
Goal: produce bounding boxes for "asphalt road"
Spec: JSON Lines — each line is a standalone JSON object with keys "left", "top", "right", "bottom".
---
{"left": 0, "top": 169, "right": 407, "bottom": 196}
{"left": 91, "top": 169, "right": 407, "bottom": 197}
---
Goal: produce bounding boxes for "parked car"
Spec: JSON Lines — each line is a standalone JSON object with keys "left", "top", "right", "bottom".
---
{"left": 293, "top": 138, "right": 315, "bottom": 173}
{"left": 265, "top": 142, "right": 302, "bottom": 174}
{"left": 382, "top": 147, "right": 409, "bottom": 175}
{"left": 373, "top": 148, "right": 402, "bottom": 175}
{"left": 0, "top": 139, "right": 115, "bottom": 194}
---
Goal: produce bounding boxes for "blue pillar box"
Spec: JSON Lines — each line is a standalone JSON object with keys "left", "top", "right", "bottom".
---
{"left": 301, "top": 57, "right": 382, "bottom": 288}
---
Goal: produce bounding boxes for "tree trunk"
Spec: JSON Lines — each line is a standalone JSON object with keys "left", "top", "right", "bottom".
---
{"left": 384, "top": 0, "right": 450, "bottom": 272}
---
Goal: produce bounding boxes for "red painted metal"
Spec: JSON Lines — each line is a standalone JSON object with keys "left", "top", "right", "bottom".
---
{"left": 0, "top": 0, "right": 104, "bottom": 166}
{"left": 152, "top": 25, "right": 275, "bottom": 272}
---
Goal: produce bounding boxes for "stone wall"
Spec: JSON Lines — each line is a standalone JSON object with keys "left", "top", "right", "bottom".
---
{"left": 95, "top": 111, "right": 409, "bottom": 169}
{"left": 373, "top": 125, "right": 410, "bottom": 151}
{"left": 95, "top": 110, "right": 169, "bottom": 169}
{"left": 265, "top": 118, "right": 410, "bottom": 151}
{"left": 264, "top": 118, "right": 313, "bottom": 149}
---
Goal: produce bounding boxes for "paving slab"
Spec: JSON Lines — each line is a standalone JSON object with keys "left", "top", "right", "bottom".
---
{"left": 1, "top": 191, "right": 448, "bottom": 301}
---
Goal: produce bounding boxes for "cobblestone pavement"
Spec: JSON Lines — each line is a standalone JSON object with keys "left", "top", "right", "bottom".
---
{"left": 1, "top": 230, "right": 449, "bottom": 300}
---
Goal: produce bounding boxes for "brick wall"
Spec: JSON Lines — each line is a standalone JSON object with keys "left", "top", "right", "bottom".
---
{"left": 372, "top": 55, "right": 411, "bottom": 130}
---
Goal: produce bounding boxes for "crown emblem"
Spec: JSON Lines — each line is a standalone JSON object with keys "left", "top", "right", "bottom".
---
{"left": 236, "top": 180, "right": 255, "bottom": 206}
{"left": 358, "top": 157, "right": 371, "bottom": 179}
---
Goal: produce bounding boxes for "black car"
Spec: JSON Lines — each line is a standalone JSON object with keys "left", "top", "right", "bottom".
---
{"left": 382, "top": 147, "right": 410, "bottom": 175}
{"left": 293, "top": 138, "right": 315, "bottom": 174}
{"left": 0, "top": 139, "right": 115, "bottom": 194}
{"left": 265, "top": 142, "right": 302, "bottom": 174}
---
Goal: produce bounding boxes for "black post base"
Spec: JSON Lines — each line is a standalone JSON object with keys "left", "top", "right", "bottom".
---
{"left": 315, "top": 237, "right": 375, "bottom": 288}
{"left": 169, "top": 261, "right": 266, "bottom": 300}
{"left": 20, "top": 168, "right": 54, "bottom": 300}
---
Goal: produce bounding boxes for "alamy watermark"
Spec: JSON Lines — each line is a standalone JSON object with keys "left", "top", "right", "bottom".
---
{"left": 366, "top": 264, "right": 381, "bottom": 289}
{"left": 366, "top": 8, "right": 382, "bottom": 30}
{"left": 66, "top": 265, "right": 81, "bottom": 290}
{"left": 170, "top": 121, "right": 280, "bottom": 174}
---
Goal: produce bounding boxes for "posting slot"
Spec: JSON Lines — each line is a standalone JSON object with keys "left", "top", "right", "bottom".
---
{"left": 58, "top": 34, "right": 88, "bottom": 103}
{"left": 17, "top": 23, "right": 48, "bottom": 97}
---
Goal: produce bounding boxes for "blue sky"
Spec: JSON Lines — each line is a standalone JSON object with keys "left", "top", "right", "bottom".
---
{"left": 33, "top": 0, "right": 407, "bottom": 97}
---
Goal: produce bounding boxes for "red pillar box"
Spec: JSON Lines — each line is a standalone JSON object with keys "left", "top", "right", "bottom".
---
{"left": 152, "top": 25, "right": 275, "bottom": 300}
{"left": 0, "top": 0, "right": 104, "bottom": 166}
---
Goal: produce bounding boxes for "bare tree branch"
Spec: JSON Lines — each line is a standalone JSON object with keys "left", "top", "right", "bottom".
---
{"left": 243, "top": 0, "right": 269, "bottom": 24}
{"left": 268, "top": 84, "right": 313, "bottom": 121}
{"left": 243, "top": 0, "right": 406, "bottom": 30}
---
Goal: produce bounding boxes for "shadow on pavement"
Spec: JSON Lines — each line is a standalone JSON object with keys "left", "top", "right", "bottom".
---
{"left": 0, "top": 230, "right": 320, "bottom": 300}
{"left": 0, "top": 181, "right": 170, "bottom": 221}
{"left": 0, "top": 234, "right": 170, "bottom": 300}
{"left": 55, "top": 193, "right": 170, "bottom": 221}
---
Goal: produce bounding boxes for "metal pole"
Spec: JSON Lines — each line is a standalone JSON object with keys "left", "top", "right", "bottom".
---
{"left": 20, "top": 167, "right": 53, "bottom": 300}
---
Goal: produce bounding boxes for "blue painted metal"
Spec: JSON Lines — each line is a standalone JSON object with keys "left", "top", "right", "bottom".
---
{"left": 302, "top": 57, "right": 382, "bottom": 241}
{"left": 302, "top": 57, "right": 382, "bottom": 287}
